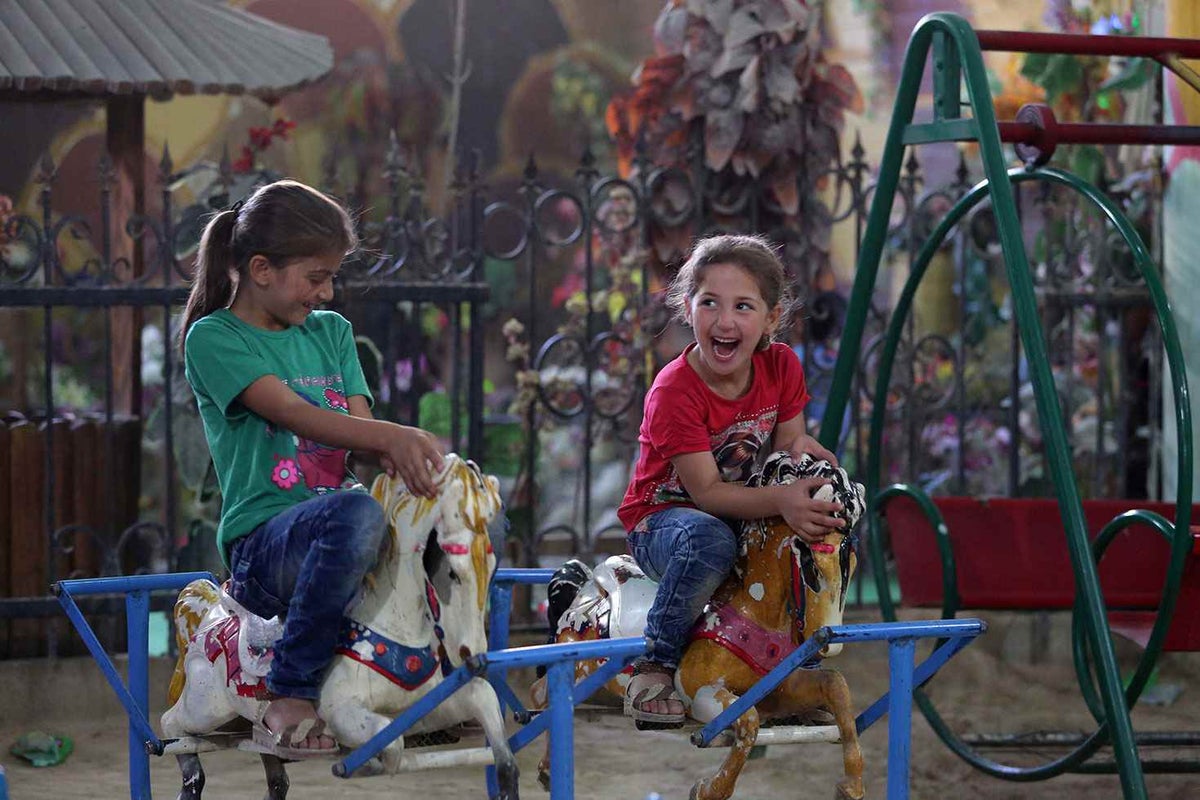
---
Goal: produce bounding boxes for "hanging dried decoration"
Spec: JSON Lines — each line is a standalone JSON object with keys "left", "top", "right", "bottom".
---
{"left": 608, "top": 0, "right": 864, "bottom": 266}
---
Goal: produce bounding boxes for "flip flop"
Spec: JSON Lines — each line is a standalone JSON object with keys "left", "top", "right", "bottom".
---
{"left": 251, "top": 716, "right": 340, "bottom": 760}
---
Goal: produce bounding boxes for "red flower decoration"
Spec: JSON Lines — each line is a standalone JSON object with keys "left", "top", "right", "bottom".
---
{"left": 231, "top": 117, "right": 298, "bottom": 173}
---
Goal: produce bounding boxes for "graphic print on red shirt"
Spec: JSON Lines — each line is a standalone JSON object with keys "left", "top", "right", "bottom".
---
{"left": 618, "top": 342, "right": 809, "bottom": 530}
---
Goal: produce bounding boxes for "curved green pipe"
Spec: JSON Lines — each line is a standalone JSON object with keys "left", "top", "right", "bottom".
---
{"left": 1073, "top": 510, "right": 1178, "bottom": 721}
{"left": 828, "top": 14, "right": 1192, "bottom": 793}
{"left": 872, "top": 484, "right": 959, "bottom": 623}
{"left": 856, "top": 106, "right": 1191, "bottom": 791}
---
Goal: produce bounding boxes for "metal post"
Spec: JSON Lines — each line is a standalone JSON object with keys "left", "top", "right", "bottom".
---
{"left": 484, "top": 583, "right": 511, "bottom": 800}
{"left": 126, "top": 589, "right": 151, "bottom": 800}
{"left": 887, "top": 637, "right": 917, "bottom": 800}
{"left": 547, "top": 660, "right": 575, "bottom": 800}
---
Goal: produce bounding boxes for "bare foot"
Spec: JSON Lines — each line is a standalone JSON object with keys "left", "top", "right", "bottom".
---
{"left": 262, "top": 696, "right": 337, "bottom": 752}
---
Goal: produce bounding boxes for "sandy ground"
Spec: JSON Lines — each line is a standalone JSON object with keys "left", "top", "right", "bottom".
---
{"left": 4, "top": 610, "right": 1200, "bottom": 800}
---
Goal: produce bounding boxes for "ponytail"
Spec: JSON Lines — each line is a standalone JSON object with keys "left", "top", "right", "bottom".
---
{"left": 178, "top": 180, "right": 357, "bottom": 358}
{"left": 179, "top": 209, "right": 239, "bottom": 357}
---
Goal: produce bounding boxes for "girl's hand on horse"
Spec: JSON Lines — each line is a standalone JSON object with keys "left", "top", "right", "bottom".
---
{"left": 381, "top": 424, "right": 445, "bottom": 499}
{"left": 779, "top": 477, "right": 844, "bottom": 542}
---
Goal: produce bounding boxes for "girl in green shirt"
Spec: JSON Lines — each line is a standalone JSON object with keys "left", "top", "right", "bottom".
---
{"left": 180, "top": 179, "right": 443, "bottom": 758}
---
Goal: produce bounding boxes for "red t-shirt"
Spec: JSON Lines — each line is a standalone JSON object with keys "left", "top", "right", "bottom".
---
{"left": 617, "top": 342, "right": 810, "bottom": 531}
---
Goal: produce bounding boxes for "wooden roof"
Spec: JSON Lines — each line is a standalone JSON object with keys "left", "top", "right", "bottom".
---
{"left": 0, "top": 0, "right": 333, "bottom": 100}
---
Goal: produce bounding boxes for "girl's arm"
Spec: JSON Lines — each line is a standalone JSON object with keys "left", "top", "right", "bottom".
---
{"left": 345, "top": 394, "right": 393, "bottom": 475}
{"left": 672, "top": 450, "right": 843, "bottom": 542}
{"left": 347, "top": 395, "right": 374, "bottom": 421}
{"left": 239, "top": 376, "right": 444, "bottom": 497}
{"left": 773, "top": 413, "right": 838, "bottom": 466}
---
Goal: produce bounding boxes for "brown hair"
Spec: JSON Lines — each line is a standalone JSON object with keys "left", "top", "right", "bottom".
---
{"left": 178, "top": 179, "right": 357, "bottom": 354}
{"left": 664, "top": 234, "right": 793, "bottom": 349}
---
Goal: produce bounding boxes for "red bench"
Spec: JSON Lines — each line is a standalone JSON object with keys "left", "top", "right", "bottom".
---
{"left": 883, "top": 496, "right": 1200, "bottom": 651}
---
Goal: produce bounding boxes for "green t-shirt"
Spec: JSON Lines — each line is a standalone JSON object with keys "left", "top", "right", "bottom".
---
{"left": 184, "top": 308, "right": 373, "bottom": 566}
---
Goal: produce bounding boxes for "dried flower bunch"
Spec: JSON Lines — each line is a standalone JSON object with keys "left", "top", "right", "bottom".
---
{"left": 607, "top": 0, "right": 862, "bottom": 217}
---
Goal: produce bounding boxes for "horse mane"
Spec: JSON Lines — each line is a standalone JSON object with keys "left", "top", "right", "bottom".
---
{"left": 738, "top": 451, "right": 867, "bottom": 555}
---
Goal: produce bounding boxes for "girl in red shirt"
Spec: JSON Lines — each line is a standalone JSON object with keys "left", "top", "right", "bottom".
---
{"left": 617, "top": 234, "right": 845, "bottom": 727}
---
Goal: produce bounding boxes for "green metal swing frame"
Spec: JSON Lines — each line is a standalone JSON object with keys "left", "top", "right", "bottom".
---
{"left": 815, "top": 13, "right": 1196, "bottom": 799}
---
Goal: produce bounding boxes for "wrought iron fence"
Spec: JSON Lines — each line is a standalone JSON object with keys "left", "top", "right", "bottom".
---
{"left": 0, "top": 137, "right": 490, "bottom": 657}
{"left": 486, "top": 135, "right": 1165, "bottom": 624}
{"left": 0, "top": 129, "right": 1166, "bottom": 653}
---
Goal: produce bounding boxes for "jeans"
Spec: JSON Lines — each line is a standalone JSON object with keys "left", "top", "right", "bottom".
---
{"left": 228, "top": 490, "right": 386, "bottom": 699}
{"left": 627, "top": 506, "right": 737, "bottom": 668}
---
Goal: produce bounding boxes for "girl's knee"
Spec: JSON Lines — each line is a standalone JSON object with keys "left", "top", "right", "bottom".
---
{"left": 690, "top": 519, "right": 737, "bottom": 571}
{"left": 330, "top": 491, "right": 387, "bottom": 561}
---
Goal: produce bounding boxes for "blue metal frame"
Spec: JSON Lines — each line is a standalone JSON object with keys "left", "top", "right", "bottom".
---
{"left": 54, "top": 573, "right": 216, "bottom": 800}
{"left": 56, "top": 570, "right": 985, "bottom": 800}
{"left": 487, "top": 568, "right": 556, "bottom": 721}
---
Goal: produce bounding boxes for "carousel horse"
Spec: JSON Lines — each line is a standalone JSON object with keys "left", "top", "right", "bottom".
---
{"left": 530, "top": 452, "right": 866, "bottom": 800}
{"left": 161, "top": 454, "right": 520, "bottom": 800}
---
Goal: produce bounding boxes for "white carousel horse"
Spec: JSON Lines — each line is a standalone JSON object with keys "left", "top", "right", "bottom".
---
{"left": 532, "top": 451, "right": 866, "bottom": 800}
{"left": 161, "top": 454, "right": 519, "bottom": 800}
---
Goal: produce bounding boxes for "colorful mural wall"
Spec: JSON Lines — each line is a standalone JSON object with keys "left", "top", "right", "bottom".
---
{"left": 1162, "top": 0, "right": 1200, "bottom": 500}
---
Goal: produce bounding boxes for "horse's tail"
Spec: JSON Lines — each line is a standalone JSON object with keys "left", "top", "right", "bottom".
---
{"left": 166, "top": 578, "right": 222, "bottom": 706}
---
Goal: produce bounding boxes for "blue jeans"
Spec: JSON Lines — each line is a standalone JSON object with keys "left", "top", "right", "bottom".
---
{"left": 228, "top": 490, "right": 386, "bottom": 699}
{"left": 627, "top": 507, "right": 737, "bottom": 668}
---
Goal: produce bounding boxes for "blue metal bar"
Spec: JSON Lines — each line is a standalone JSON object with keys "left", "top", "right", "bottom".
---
{"left": 54, "top": 587, "right": 161, "bottom": 749}
{"left": 488, "top": 569, "right": 554, "bottom": 720}
{"left": 53, "top": 574, "right": 210, "bottom": 800}
{"left": 332, "top": 663, "right": 476, "bottom": 778}
{"left": 494, "top": 568, "right": 556, "bottom": 585}
{"left": 856, "top": 632, "right": 980, "bottom": 734}
{"left": 55, "top": 572, "right": 214, "bottom": 596}
{"left": 475, "top": 637, "right": 649, "bottom": 671}
{"left": 487, "top": 582, "right": 522, "bottom": 719}
{"left": 484, "top": 579, "right": 515, "bottom": 800}
{"left": 822, "top": 619, "right": 985, "bottom": 642}
{"left": 127, "top": 590, "right": 151, "bottom": 800}
{"left": 693, "top": 620, "right": 985, "bottom": 748}
{"left": 693, "top": 632, "right": 830, "bottom": 747}
{"left": 488, "top": 583, "right": 513, "bottom": 651}
{"left": 493, "top": 676, "right": 531, "bottom": 722}
{"left": 547, "top": 661, "right": 575, "bottom": 800}
{"left": 887, "top": 638, "right": 917, "bottom": 800}
{"left": 508, "top": 648, "right": 642, "bottom": 752}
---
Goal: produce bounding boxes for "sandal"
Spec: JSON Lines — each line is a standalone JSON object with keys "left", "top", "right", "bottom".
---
{"left": 624, "top": 660, "right": 686, "bottom": 729}
{"left": 251, "top": 699, "right": 340, "bottom": 760}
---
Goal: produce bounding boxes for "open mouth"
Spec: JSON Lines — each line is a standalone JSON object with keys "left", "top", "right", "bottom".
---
{"left": 711, "top": 337, "right": 740, "bottom": 360}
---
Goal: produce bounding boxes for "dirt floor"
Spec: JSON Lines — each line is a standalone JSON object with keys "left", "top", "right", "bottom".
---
{"left": 4, "top": 609, "right": 1200, "bottom": 800}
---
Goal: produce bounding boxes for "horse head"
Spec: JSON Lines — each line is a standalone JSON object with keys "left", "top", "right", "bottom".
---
{"left": 748, "top": 451, "right": 865, "bottom": 657}
{"left": 420, "top": 454, "right": 502, "bottom": 668}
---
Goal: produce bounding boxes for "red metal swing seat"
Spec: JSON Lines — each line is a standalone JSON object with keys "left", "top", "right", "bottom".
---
{"left": 884, "top": 496, "right": 1200, "bottom": 651}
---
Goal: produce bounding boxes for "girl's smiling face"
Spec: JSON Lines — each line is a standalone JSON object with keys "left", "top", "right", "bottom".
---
{"left": 243, "top": 251, "right": 343, "bottom": 330}
{"left": 685, "top": 261, "right": 780, "bottom": 398}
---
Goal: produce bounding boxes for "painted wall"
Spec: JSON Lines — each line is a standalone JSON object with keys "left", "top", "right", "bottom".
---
{"left": 1162, "top": 0, "right": 1200, "bottom": 501}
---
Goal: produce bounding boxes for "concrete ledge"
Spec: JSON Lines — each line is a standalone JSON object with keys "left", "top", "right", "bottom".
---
{"left": 0, "top": 656, "right": 176, "bottom": 727}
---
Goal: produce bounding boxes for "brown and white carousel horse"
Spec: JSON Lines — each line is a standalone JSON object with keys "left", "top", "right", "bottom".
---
{"left": 531, "top": 451, "right": 866, "bottom": 800}
{"left": 161, "top": 454, "right": 519, "bottom": 800}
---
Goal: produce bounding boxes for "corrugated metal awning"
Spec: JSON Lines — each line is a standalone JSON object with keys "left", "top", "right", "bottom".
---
{"left": 0, "top": 0, "right": 333, "bottom": 100}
